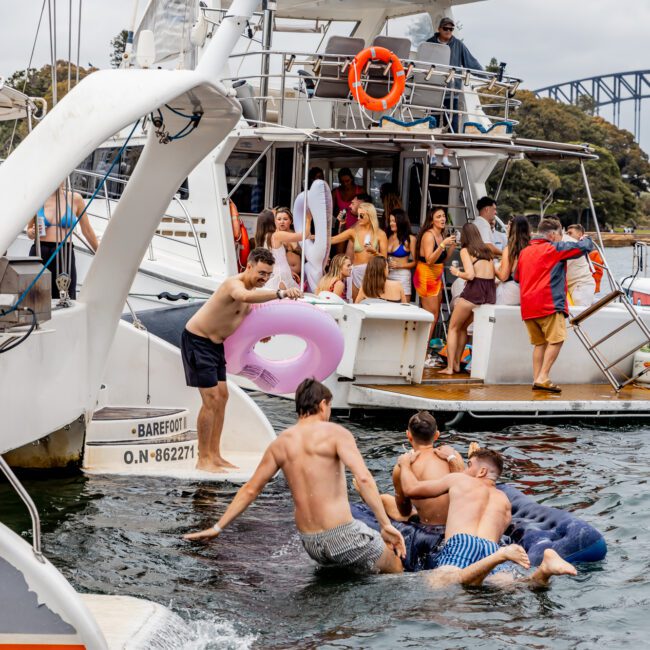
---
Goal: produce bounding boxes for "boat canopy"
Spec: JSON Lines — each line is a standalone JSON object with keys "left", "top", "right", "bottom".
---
{"left": 0, "top": 80, "right": 39, "bottom": 122}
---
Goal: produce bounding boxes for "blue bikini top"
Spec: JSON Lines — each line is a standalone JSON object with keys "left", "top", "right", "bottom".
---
{"left": 38, "top": 204, "right": 76, "bottom": 229}
{"left": 390, "top": 242, "right": 410, "bottom": 258}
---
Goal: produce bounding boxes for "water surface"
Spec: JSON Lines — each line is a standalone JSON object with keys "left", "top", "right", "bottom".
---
{"left": 2, "top": 395, "right": 648, "bottom": 649}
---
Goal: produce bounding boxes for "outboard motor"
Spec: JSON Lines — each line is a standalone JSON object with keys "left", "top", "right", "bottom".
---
{"left": 0, "top": 256, "right": 51, "bottom": 329}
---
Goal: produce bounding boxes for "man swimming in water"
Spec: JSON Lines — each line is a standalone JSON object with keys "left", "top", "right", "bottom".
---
{"left": 181, "top": 247, "right": 302, "bottom": 473}
{"left": 378, "top": 411, "right": 464, "bottom": 525}
{"left": 184, "top": 378, "right": 406, "bottom": 575}
{"left": 398, "top": 447, "right": 578, "bottom": 587}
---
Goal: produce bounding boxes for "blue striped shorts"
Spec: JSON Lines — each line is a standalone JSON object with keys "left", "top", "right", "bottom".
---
{"left": 435, "top": 533, "right": 507, "bottom": 572}
{"left": 300, "top": 520, "right": 385, "bottom": 575}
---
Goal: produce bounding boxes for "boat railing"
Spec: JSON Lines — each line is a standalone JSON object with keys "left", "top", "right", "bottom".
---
{"left": 223, "top": 49, "right": 521, "bottom": 132}
{"left": 0, "top": 455, "right": 44, "bottom": 562}
{"left": 70, "top": 168, "right": 209, "bottom": 276}
{"left": 632, "top": 241, "right": 649, "bottom": 279}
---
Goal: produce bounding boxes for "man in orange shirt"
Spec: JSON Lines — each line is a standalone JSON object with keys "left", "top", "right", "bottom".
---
{"left": 567, "top": 224, "right": 604, "bottom": 293}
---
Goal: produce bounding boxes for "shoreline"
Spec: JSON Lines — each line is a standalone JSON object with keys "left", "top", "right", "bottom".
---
{"left": 588, "top": 233, "right": 649, "bottom": 248}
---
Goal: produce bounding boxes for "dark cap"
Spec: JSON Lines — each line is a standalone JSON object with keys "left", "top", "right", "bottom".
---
{"left": 439, "top": 17, "right": 455, "bottom": 27}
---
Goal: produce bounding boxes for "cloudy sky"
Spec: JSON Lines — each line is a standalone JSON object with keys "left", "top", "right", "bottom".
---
{"left": 1, "top": 0, "right": 648, "bottom": 149}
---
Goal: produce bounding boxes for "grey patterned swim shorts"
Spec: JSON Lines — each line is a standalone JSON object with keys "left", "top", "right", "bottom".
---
{"left": 299, "top": 519, "right": 386, "bottom": 575}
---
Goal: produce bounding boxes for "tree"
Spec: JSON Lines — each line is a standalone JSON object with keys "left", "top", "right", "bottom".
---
{"left": 110, "top": 30, "right": 128, "bottom": 69}
{"left": 485, "top": 57, "right": 500, "bottom": 74}
{"left": 487, "top": 90, "right": 650, "bottom": 226}
{"left": 0, "top": 62, "right": 96, "bottom": 157}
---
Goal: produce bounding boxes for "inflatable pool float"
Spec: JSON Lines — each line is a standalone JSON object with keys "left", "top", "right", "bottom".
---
{"left": 293, "top": 179, "right": 332, "bottom": 292}
{"left": 351, "top": 484, "right": 606, "bottom": 572}
{"left": 224, "top": 299, "right": 344, "bottom": 393}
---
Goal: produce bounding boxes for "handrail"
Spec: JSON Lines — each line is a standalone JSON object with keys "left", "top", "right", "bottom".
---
{"left": 0, "top": 455, "right": 44, "bottom": 562}
{"left": 172, "top": 194, "right": 209, "bottom": 276}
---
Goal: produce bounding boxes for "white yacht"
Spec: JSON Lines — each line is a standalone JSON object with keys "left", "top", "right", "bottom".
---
{"left": 7, "top": 0, "right": 650, "bottom": 438}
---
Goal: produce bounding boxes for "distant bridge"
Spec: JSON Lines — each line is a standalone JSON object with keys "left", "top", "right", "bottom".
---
{"left": 535, "top": 70, "right": 650, "bottom": 142}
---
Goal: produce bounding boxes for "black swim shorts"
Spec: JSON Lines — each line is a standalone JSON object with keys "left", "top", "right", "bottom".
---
{"left": 180, "top": 329, "right": 227, "bottom": 388}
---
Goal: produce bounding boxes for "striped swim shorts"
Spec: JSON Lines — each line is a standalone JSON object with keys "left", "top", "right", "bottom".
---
{"left": 435, "top": 533, "right": 507, "bottom": 573}
{"left": 300, "top": 519, "right": 385, "bottom": 575}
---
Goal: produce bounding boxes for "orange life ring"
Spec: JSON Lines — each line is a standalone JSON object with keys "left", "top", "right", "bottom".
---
{"left": 348, "top": 46, "right": 406, "bottom": 112}
{"left": 238, "top": 222, "right": 250, "bottom": 271}
{"left": 230, "top": 201, "right": 250, "bottom": 271}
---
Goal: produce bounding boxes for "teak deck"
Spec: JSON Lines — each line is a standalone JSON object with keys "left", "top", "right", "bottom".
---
{"left": 350, "top": 381, "right": 650, "bottom": 415}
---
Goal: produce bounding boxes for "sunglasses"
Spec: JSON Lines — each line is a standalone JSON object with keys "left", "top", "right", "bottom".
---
{"left": 441, "top": 26, "right": 454, "bottom": 31}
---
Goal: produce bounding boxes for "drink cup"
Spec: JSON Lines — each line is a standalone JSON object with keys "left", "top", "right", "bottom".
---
{"left": 364, "top": 234, "right": 371, "bottom": 246}
{"left": 451, "top": 260, "right": 459, "bottom": 269}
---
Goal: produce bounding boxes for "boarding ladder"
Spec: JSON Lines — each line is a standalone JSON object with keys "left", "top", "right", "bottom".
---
{"left": 569, "top": 288, "right": 650, "bottom": 391}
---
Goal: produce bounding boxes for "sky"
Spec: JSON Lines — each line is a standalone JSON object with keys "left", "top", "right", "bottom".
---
{"left": 0, "top": 0, "right": 648, "bottom": 150}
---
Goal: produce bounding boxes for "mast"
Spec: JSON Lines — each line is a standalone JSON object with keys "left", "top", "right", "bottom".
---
{"left": 259, "top": 0, "right": 276, "bottom": 122}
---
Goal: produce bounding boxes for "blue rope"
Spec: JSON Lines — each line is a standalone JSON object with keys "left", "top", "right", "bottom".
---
{"left": 1, "top": 119, "right": 141, "bottom": 317}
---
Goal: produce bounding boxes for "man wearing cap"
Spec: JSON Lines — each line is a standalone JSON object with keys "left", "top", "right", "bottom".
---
{"left": 427, "top": 18, "right": 483, "bottom": 71}
{"left": 427, "top": 17, "right": 483, "bottom": 132}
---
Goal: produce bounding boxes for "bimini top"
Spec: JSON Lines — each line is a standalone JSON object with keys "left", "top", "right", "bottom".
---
{"left": 0, "top": 80, "right": 39, "bottom": 122}
{"left": 235, "top": 0, "right": 486, "bottom": 21}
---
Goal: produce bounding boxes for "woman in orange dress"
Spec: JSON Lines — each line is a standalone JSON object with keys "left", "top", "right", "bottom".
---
{"left": 413, "top": 207, "right": 456, "bottom": 339}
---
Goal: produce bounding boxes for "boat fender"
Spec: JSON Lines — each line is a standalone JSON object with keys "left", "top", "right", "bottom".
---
{"left": 293, "top": 179, "right": 332, "bottom": 292}
{"left": 224, "top": 300, "right": 344, "bottom": 393}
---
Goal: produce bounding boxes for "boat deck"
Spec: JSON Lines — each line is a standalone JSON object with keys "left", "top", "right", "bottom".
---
{"left": 349, "top": 381, "right": 650, "bottom": 416}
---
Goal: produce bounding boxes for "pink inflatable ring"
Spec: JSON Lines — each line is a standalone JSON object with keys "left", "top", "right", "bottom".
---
{"left": 224, "top": 300, "right": 344, "bottom": 394}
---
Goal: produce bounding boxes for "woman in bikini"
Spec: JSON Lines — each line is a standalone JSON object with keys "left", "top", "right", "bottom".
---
{"left": 255, "top": 209, "right": 311, "bottom": 291}
{"left": 316, "top": 254, "right": 352, "bottom": 300}
{"left": 274, "top": 207, "right": 303, "bottom": 285}
{"left": 26, "top": 181, "right": 98, "bottom": 299}
{"left": 495, "top": 215, "right": 531, "bottom": 305}
{"left": 330, "top": 202, "right": 388, "bottom": 301}
{"left": 387, "top": 208, "right": 416, "bottom": 301}
{"left": 413, "top": 207, "right": 457, "bottom": 338}
{"left": 439, "top": 223, "right": 496, "bottom": 375}
{"left": 355, "top": 256, "right": 406, "bottom": 304}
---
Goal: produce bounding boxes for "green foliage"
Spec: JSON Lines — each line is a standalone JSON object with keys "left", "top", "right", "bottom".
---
{"left": 488, "top": 91, "right": 650, "bottom": 225}
{"left": 110, "top": 30, "right": 129, "bottom": 69}
{"left": 0, "top": 61, "right": 96, "bottom": 157}
{"left": 485, "top": 57, "right": 500, "bottom": 74}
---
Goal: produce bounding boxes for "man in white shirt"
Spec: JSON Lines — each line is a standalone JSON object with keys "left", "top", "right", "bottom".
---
{"left": 543, "top": 218, "right": 595, "bottom": 306}
{"left": 474, "top": 197, "right": 502, "bottom": 258}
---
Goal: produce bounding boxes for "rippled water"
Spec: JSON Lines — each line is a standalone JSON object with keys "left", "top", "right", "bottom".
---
{"left": 2, "top": 246, "right": 646, "bottom": 648}
{"left": 2, "top": 393, "right": 649, "bottom": 649}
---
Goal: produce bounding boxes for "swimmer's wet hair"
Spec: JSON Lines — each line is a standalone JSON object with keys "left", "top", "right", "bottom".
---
{"left": 295, "top": 378, "right": 333, "bottom": 417}
{"left": 408, "top": 411, "right": 437, "bottom": 443}
{"left": 469, "top": 448, "right": 504, "bottom": 478}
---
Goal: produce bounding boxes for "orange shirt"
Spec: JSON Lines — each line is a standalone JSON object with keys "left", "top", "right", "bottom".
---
{"left": 589, "top": 249, "right": 604, "bottom": 293}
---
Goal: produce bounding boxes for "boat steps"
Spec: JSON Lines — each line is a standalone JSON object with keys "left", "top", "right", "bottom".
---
{"left": 84, "top": 407, "right": 261, "bottom": 482}
{"left": 421, "top": 369, "right": 484, "bottom": 385}
{"left": 89, "top": 405, "right": 190, "bottom": 443}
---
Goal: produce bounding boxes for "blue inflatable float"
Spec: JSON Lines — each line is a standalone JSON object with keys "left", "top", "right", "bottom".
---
{"left": 352, "top": 484, "right": 606, "bottom": 572}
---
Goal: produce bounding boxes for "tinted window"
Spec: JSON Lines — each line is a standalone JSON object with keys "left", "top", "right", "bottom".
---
{"left": 226, "top": 151, "right": 267, "bottom": 214}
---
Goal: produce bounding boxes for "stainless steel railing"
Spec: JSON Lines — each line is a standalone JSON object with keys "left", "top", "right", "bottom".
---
{"left": 0, "top": 455, "right": 44, "bottom": 562}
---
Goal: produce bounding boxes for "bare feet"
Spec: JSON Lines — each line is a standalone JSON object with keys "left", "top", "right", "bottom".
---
{"left": 530, "top": 549, "right": 577, "bottom": 585}
{"left": 437, "top": 367, "right": 456, "bottom": 375}
{"left": 196, "top": 457, "right": 239, "bottom": 473}
{"left": 501, "top": 544, "right": 531, "bottom": 570}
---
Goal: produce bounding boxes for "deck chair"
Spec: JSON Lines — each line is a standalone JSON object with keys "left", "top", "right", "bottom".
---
{"left": 313, "top": 36, "right": 365, "bottom": 99}
{"left": 406, "top": 42, "right": 451, "bottom": 121}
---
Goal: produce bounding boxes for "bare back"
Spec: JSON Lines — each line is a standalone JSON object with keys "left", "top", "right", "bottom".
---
{"left": 395, "top": 451, "right": 450, "bottom": 525}
{"left": 445, "top": 475, "right": 511, "bottom": 542}
{"left": 186, "top": 276, "right": 252, "bottom": 342}
{"left": 268, "top": 421, "right": 354, "bottom": 533}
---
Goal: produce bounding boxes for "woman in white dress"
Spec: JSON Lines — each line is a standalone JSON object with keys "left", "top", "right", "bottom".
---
{"left": 255, "top": 209, "right": 311, "bottom": 290}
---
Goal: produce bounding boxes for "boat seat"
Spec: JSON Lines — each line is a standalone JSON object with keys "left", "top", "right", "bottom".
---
{"left": 407, "top": 41, "right": 451, "bottom": 116}
{"left": 365, "top": 36, "right": 412, "bottom": 101}
{"left": 313, "top": 36, "right": 365, "bottom": 99}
